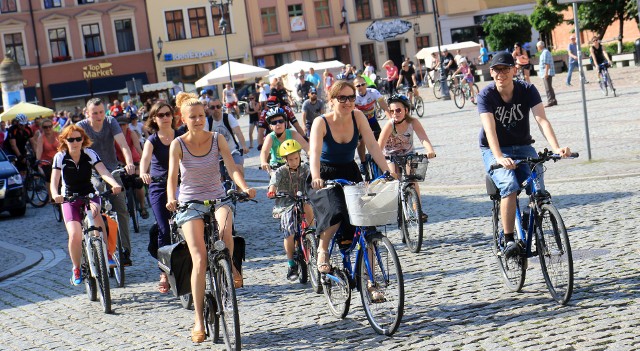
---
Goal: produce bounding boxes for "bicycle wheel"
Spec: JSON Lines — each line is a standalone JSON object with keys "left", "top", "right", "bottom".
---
{"left": 491, "top": 201, "right": 526, "bottom": 292}
{"left": 453, "top": 87, "right": 465, "bottom": 109}
{"left": 432, "top": 80, "right": 442, "bottom": 99}
{"left": 28, "top": 174, "right": 49, "bottom": 208}
{"left": 599, "top": 73, "right": 608, "bottom": 96}
{"left": 606, "top": 72, "right": 616, "bottom": 97}
{"left": 358, "top": 232, "right": 404, "bottom": 336}
{"left": 303, "top": 232, "right": 323, "bottom": 294}
{"left": 414, "top": 96, "right": 425, "bottom": 118}
{"left": 400, "top": 186, "right": 423, "bottom": 253}
{"left": 470, "top": 84, "right": 479, "bottom": 105}
{"left": 535, "top": 204, "right": 573, "bottom": 305}
{"left": 53, "top": 203, "right": 63, "bottom": 222}
{"left": 91, "top": 238, "right": 112, "bottom": 313}
{"left": 83, "top": 242, "right": 97, "bottom": 302}
{"left": 322, "top": 243, "right": 351, "bottom": 319}
{"left": 113, "top": 228, "right": 125, "bottom": 288}
{"left": 203, "top": 270, "right": 218, "bottom": 343}
{"left": 296, "top": 244, "right": 308, "bottom": 284}
{"left": 126, "top": 190, "right": 140, "bottom": 233}
{"left": 216, "top": 258, "right": 241, "bottom": 351}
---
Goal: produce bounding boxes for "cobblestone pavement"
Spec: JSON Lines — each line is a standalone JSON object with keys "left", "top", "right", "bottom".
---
{"left": 0, "top": 67, "right": 639, "bottom": 350}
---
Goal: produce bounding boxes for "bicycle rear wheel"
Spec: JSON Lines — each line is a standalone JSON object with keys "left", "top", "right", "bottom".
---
{"left": 400, "top": 186, "right": 423, "bottom": 253}
{"left": 358, "top": 232, "right": 404, "bottom": 336}
{"left": 53, "top": 203, "right": 63, "bottom": 222}
{"left": 432, "top": 80, "right": 442, "bottom": 99}
{"left": 536, "top": 204, "right": 573, "bottom": 305}
{"left": 28, "top": 174, "right": 49, "bottom": 208}
{"left": 203, "top": 270, "right": 218, "bottom": 343}
{"left": 599, "top": 73, "right": 608, "bottom": 96}
{"left": 113, "top": 227, "right": 125, "bottom": 288}
{"left": 491, "top": 201, "right": 526, "bottom": 292}
{"left": 453, "top": 87, "right": 465, "bottom": 109}
{"left": 414, "top": 96, "right": 425, "bottom": 118}
{"left": 126, "top": 190, "right": 140, "bottom": 233}
{"left": 92, "top": 238, "right": 112, "bottom": 313}
{"left": 296, "top": 243, "right": 308, "bottom": 284}
{"left": 217, "top": 258, "right": 240, "bottom": 351}
{"left": 322, "top": 243, "right": 351, "bottom": 319}
{"left": 303, "top": 232, "right": 322, "bottom": 294}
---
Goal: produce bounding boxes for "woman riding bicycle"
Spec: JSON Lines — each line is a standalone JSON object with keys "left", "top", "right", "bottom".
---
{"left": 165, "top": 92, "right": 256, "bottom": 343}
{"left": 452, "top": 58, "right": 477, "bottom": 102}
{"left": 308, "top": 80, "right": 393, "bottom": 275}
{"left": 139, "top": 101, "right": 183, "bottom": 294}
{"left": 35, "top": 118, "right": 60, "bottom": 200}
{"left": 590, "top": 36, "right": 611, "bottom": 81}
{"left": 512, "top": 42, "right": 531, "bottom": 83}
{"left": 377, "top": 94, "right": 436, "bottom": 222}
{"left": 50, "top": 125, "right": 122, "bottom": 286}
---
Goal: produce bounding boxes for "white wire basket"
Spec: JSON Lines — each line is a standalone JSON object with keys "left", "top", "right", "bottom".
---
{"left": 343, "top": 180, "right": 399, "bottom": 226}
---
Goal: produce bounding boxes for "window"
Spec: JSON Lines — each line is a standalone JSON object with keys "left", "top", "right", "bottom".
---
{"left": 261, "top": 7, "right": 277, "bottom": 35}
{"left": 288, "top": 4, "right": 303, "bottom": 17}
{"left": 301, "top": 49, "right": 321, "bottom": 62}
{"left": 48, "top": 28, "right": 70, "bottom": 62}
{"left": 383, "top": 0, "right": 398, "bottom": 17}
{"left": 188, "top": 7, "right": 209, "bottom": 38}
{"left": 360, "top": 43, "right": 376, "bottom": 70}
{"left": 288, "top": 4, "right": 305, "bottom": 32}
{"left": 410, "top": 0, "right": 426, "bottom": 14}
{"left": 355, "top": 0, "right": 371, "bottom": 21}
{"left": 4, "top": 33, "right": 25, "bottom": 66}
{"left": 165, "top": 10, "right": 186, "bottom": 41}
{"left": 451, "top": 26, "right": 480, "bottom": 44}
{"left": 44, "top": 0, "right": 62, "bottom": 9}
{"left": 416, "top": 35, "right": 430, "bottom": 50}
{"left": 78, "top": 0, "right": 94, "bottom": 4}
{"left": 211, "top": 4, "right": 232, "bottom": 35}
{"left": 82, "top": 24, "right": 103, "bottom": 57}
{"left": 114, "top": 19, "right": 135, "bottom": 52}
{"left": 314, "top": 0, "right": 330, "bottom": 28}
{"left": 1, "top": 0, "right": 17, "bottom": 13}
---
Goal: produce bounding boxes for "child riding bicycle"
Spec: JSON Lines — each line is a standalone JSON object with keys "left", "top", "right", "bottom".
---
{"left": 266, "top": 139, "right": 314, "bottom": 281}
{"left": 260, "top": 107, "right": 309, "bottom": 174}
{"left": 452, "top": 58, "right": 477, "bottom": 102}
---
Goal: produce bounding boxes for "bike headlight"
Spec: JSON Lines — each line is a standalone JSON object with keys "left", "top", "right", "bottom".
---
{"left": 7, "top": 174, "right": 22, "bottom": 186}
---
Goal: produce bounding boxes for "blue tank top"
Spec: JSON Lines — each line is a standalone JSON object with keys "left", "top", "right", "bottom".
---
{"left": 320, "top": 113, "right": 359, "bottom": 164}
{"left": 149, "top": 130, "right": 183, "bottom": 178}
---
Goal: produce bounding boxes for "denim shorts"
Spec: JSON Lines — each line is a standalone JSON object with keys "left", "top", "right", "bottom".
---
{"left": 175, "top": 200, "right": 234, "bottom": 228}
{"left": 481, "top": 145, "right": 545, "bottom": 198}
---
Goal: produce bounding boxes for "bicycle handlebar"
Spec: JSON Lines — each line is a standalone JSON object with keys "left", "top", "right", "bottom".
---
{"left": 64, "top": 190, "right": 113, "bottom": 203}
{"left": 489, "top": 151, "right": 579, "bottom": 170}
{"left": 323, "top": 171, "right": 394, "bottom": 188}
{"left": 271, "top": 191, "right": 307, "bottom": 201}
{"left": 177, "top": 190, "right": 256, "bottom": 211}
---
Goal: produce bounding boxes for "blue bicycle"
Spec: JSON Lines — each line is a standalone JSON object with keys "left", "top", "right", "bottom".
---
{"left": 320, "top": 176, "right": 404, "bottom": 336}
{"left": 487, "top": 149, "right": 578, "bottom": 305}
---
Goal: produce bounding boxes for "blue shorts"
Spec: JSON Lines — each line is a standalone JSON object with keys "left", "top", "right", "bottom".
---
{"left": 175, "top": 201, "right": 234, "bottom": 228}
{"left": 481, "top": 145, "right": 545, "bottom": 198}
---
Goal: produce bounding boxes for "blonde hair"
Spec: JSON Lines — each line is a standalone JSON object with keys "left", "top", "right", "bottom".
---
{"left": 175, "top": 92, "right": 203, "bottom": 115}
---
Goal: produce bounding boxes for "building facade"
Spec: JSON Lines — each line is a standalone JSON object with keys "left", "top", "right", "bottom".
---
{"left": 147, "top": 0, "right": 252, "bottom": 97}
{"left": 0, "top": 0, "right": 155, "bottom": 111}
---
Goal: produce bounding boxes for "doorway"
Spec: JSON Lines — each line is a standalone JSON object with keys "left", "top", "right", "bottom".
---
{"left": 386, "top": 40, "right": 403, "bottom": 68}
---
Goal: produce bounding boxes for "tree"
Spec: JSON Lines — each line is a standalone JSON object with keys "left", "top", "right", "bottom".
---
{"left": 482, "top": 13, "right": 532, "bottom": 53}
{"left": 530, "top": 0, "right": 568, "bottom": 47}
{"left": 577, "top": 0, "right": 638, "bottom": 53}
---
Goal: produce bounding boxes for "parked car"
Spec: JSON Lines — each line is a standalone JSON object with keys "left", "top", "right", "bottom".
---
{"left": 0, "top": 150, "right": 27, "bottom": 217}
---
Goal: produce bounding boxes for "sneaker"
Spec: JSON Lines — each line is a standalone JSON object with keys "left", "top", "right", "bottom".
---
{"left": 287, "top": 265, "right": 299, "bottom": 281}
{"left": 503, "top": 240, "right": 519, "bottom": 259}
{"left": 70, "top": 268, "right": 83, "bottom": 286}
{"left": 122, "top": 249, "right": 132, "bottom": 267}
{"left": 108, "top": 254, "right": 116, "bottom": 268}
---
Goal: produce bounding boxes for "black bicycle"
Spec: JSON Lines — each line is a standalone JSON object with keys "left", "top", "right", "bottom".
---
{"left": 119, "top": 171, "right": 144, "bottom": 233}
{"left": 25, "top": 158, "right": 49, "bottom": 208}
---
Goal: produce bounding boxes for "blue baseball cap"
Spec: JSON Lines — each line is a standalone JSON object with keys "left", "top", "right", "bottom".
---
{"left": 309, "top": 87, "right": 317, "bottom": 94}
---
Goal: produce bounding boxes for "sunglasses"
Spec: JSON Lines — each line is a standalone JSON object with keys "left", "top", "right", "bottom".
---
{"left": 42, "top": 125, "right": 53, "bottom": 129}
{"left": 390, "top": 108, "right": 404, "bottom": 114}
{"left": 355, "top": 83, "right": 366, "bottom": 88}
{"left": 66, "top": 137, "right": 83, "bottom": 143}
{"left": 209, "top": 105, "right": 222, "bottom": 109}
{"left": 492, "top": 66, "right": 512, "bottom": 74}
{"left": 156, "top": 112, "right": 172, "bottom": 118}
{"left": 310, "top": 92, "right": 317, "bottom": 95}
{"left": 335, "top": 95, "right": 356, "bottom": 103}
{"left": 249, "top": 97, "right": 255, "bottom": 99}
{"left": 269, "top": 119, "right": 286, "bottom": 126}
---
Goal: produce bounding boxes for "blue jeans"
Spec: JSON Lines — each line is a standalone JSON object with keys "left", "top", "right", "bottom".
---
{"left": 481, "top": 145, "right": 545, "bottom": 198}
{"left": 566, "top": 61, "right": 579, "bottom": 84}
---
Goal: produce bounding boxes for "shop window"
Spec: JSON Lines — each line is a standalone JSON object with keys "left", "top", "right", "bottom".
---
{"left": 189, "top": 7, "right": 209, "bottom": 38}
{"left": 165, "top": 10, "right": 186, "bottom": 41}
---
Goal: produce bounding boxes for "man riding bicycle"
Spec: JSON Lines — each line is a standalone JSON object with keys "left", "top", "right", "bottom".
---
{"left": 589, "top": 36, "right": 612, "bottom": 81}
{"left": 396, "top": 61, "right": 419, "bottom": 104}
{"left": 477, "top": 52, "right": 571, "bottom": 259}
{"left": 353, "top": 76, "right": 390, "bottom": 174}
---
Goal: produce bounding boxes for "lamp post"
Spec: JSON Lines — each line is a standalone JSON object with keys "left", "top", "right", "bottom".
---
{"left": 209, "top": 0, "right": 233, "bottom": 86}
{"left": 341, "top": 6, "right": 355, "bottom": 65}
{"left": 156, "top": 37, "right": 163, "bottom": 60}
{"left": 431, "top": 0, "right": 450, "bottom": 100}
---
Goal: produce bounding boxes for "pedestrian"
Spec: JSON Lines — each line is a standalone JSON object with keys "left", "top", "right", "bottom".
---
{"left": 536, "top": 41, "right": 557, "bottom": 107}
{"left": 323, "top": 69, "right": 334, "bottom": 96}
{"left": 301, "top": 87, "right": 325, "bottom": 137}
{"left": 566, "top": 35, "right": 580, "bottom": 86}
{"left": 478, "top": 43, "right": 489, "bottom": 65}
{"left": 383, "top": 60, "right": 399, "bottom": 95}
{"left": 247, "top": 93, "right": 261, "bottom": 148}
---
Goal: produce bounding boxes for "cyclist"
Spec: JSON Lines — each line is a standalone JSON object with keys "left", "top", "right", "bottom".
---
{"left": 35, "top": 118, "right": 60, "bottom": 200}
{"left": 166, "top": 92, "right": 256, "bottom": 343}
{"left": 308, "top": 80, "right": 393, "bottom": 275}
{"left": 296, "top": 71, "right": 314, "bottom": 104}
{"left": 266, "top": 139, "right": 314, "bottom": 281}
{"left": 257, "top": 96, "right": 305, "bottom": 150}
{"left": 206, "top": 99, "right": 248, "bottom": 177}
{"left": 3, "top": 114, "right": 33, "bottom": 176}
{"left": 378, "top": 94, "right": 436, "bottom": 222}
{"left": 140, "top": 101, "right": 183, "bottom": 294}
{"left": 477, "top": 52, "right": 571, "bottom": 259}
{"left": 247, "top": 93, "right": 261, "bottom": 149}
{"left": 115, "top": 116, "right": 148, "bottom": 219}
{"left": 589, "top": 36, "right": 612, "bottom": 83}
{"left": 441, "top": 48, "right": 458, "bottom": 78}
{"left": 50, "top": 125, "right": 122, "bottom": 286}
{"left": 222, "top": 83, "right": 240, "bottom": 117}
{"left": 260, "top": 108, "right": 309, "bottom": 173}
{"left": 77, "top": 98, "right": 136, "bottom": 266}
{"left": 452, "top": 58, "right": 477, "bottom": 103}
{"left": 301, "top": 87, "right": 326, "bottom": 137}
{"left": 512, "top": 42, "right": 532, "bottom": 83}
{"left": 353, "top": 76, "right": 390, "bottom": 172}
{"left": 396, "top": 60, "right": 419, "bottom": 103}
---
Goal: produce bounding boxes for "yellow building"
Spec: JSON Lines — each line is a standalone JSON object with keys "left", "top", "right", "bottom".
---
{"left": 146, "top": 0, "right": 252, "bottom": 95}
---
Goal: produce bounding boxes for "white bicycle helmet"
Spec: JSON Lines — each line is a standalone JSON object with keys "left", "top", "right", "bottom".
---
{"left": 15, "top": 113, "right": 28, "bottom": 125}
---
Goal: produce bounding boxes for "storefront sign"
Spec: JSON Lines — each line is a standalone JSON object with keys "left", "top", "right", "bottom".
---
{"left": 164, "top": 49, "right": 215, "bottom": 61}
{"left": 83, "top": 62, "right": 114, "bottom": 79}
{"left": 365, "top": 19, "right": 412, "bottom": 42}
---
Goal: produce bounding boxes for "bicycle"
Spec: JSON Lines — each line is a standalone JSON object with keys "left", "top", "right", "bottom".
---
{"left": 388, "top": 154, "right": 430, "bottom": 253}
{"left": 452, "top": 78, "right": 479, "bottom": 109}
{"left": 487, "top": 149, "right": 579, "bottom": 305}
{"left": 65, "top": 191, "right": 113, "bottom": 313}
{"left": 432, "top": 72, "right": 454, "bottom": 100}
{"left": 271, "top": 191, "right": 321, "bottom": 293}
{"left": 320, "top": 175, "right": 404, "bottom": 336}
{"left": 102, "top": 190, "right": 126, "bottom": 288}
{"left": 172, "top": 190, "right": 251, "bottom": 350}
{"left": 24, "top": 158, "right": 49, "bottom": 208}
{"left": 397, "top": 85, "right": 424, "bottom": 118}
{"left": 118, "top": 170, "right": 143, "bottom": 233}
{"left": 597, "top": 62, "right": 616, "bottom": 97}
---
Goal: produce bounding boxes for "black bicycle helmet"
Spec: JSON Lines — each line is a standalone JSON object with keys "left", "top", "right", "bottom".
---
{"left": 265, "top": 107, "right": 287, "bottom": 123}
{"left": 386, "top": 94, "right": 411, "bottom": 109}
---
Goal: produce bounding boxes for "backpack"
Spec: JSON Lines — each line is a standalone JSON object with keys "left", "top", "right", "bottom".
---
{"left": 207, "top": 113, "right": 239, "bottom": 149}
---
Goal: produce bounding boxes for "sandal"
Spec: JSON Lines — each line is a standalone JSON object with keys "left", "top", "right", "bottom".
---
{"left": 233, "top": 270, "right": 243, "bottom": 289}
{"left": 140, "top": 208, "right": 149, "bottom": 219}
{"left": 158, "top": 273, "right": 170, "bottom": 294}
{"left": 367, "top": 281, "right": 386, "bottom": 302}
{"left": 317, "top": 250, "right": 331, "bottom": 274}
{"left": 191, "top": 328, "right": 206, "bottom": 343}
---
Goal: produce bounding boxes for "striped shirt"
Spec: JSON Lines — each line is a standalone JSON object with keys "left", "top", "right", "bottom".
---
{"left": 177, "top": 133, "right": 225, "bottom": 203}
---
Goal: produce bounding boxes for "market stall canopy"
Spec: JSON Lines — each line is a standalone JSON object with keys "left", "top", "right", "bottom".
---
{"left": 0, "top": 102, "right": 54, "bottom": 122}
{"left": 269, "top": 60, "right": 344, "bottom": 78}
{"left": 415, "top": 41, "right": 481, "bottom": 66}
{"left": 118, "top": 82, "right": 197, "bottom": 95}
{"left": 195, "top": 61, "right": 269, "bottom": 87}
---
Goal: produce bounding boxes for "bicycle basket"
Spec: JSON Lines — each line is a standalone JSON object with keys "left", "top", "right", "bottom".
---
{"left": 343, "top": 180, "right": 399, "bottom": 226}
{"left": 405, "top": 155, "right": 429, "bottom": 182}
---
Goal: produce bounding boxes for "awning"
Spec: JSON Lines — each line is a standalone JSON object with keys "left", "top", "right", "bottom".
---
{"left": 49, "top": 80, "right": 90, "bottom": 101}
{"left": 49, "top": 73, "right": 148, "bottom": 101}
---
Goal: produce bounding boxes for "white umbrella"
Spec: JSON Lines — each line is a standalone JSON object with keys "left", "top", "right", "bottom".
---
{"left": 314, "top": 60, "right": 345, "bottom": 71}
{"left": 195, "top": 61, "right": 269, "bottom": 87}
{"left": 269, "top": 60, "right": 315, "bottom": 78}
{"left": 415, "top": 41, "right": 481, "bottom": 67}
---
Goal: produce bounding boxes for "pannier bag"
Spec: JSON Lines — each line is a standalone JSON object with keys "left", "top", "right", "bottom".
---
{"left": 158, "top": 241, "right": 192, "bottom": 297}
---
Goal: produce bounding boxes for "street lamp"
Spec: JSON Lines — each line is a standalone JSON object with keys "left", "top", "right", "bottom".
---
{"left": 431, "top": 0, "right": 450, "bottom": 100}
{"left": 156, "top": 37, "right": 163, "bottom": 60}
{"left": 209, "top": 0, "right": 233, "bottom": 86}
{"left": 340, "top": 6, "right": 355, "bottom": 64}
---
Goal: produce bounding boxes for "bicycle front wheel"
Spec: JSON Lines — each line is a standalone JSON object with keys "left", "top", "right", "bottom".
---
{"left": 491, "top": 201, "right": 526, "bottom": 292}
{"left": 414, "top": 96, "right": 425, "bottom": 118}
{"left": 536, "top": 204, "right": 573, "bottom": 305}
{"left": 91, "top": 239, "right": 112, "bottom": 313}
{"left": 53, "top": 203, "right": 63, "bottom": 222}
{"left": 322, "top": 243, "right": 351, "bottom": 319}
{"left": 303, "top": 232, "right": 323, "bottom": 294}
{"left": 453, "top": 87, "right": 465, "bottom": 109}
{"left": 606, "top": 72, "right": 616, "bottom": 97}
{"left": 126, "top": 190, "right": 140, "bottom": 233}
{"left": 400, "top": 186, "right": 423, "bottom": 253}
{"left": 358, "top": 233, "right": 404, "bottom": 336}
{"left": 433, "top": 80, "right": 442, "bottom": 99}
{"left": 28, "top": 174, "right": 49, "bottom": 208}
{"left": 83, "top": 242, "right": 97, "bottom": 302}
{"left": 113, "top": 227, "right": 125, "bottom": 288}
{"left": 216, "top": 258, "right": 241, "bottom": 351}
{"left": 599, "top": 74, "right": 608, "bottom": 96}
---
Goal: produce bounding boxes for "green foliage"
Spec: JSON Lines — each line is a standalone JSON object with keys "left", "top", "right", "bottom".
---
{"left": 483, "top": 13, "right": 532, "bottom": 52}
{"left": 577, "top": 0, "right": 637, "bottom": 40}
{"left": 530, "top": 0, "right": 565, "bottom": 34}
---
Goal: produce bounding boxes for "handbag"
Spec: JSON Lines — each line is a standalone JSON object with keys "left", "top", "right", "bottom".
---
{"left": 158, "top": 240, "right": 192, "bottom": 297}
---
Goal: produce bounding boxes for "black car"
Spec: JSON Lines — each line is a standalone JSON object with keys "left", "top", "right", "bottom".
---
{"left": 0, "top": 149, "right": 27, "bottom": 217}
